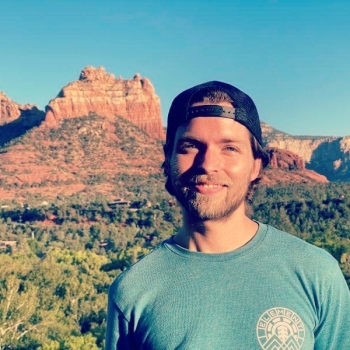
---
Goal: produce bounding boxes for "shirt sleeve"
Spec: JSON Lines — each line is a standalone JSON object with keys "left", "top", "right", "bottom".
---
{"left": 105, "top": 286, "right": 136, "bottom": 350}
{"left": 314, "top": 264, "right": 350, "bottom": 349}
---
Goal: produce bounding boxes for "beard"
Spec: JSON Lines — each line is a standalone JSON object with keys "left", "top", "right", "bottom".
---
{"left": 170, "top": 170, "right": 250, "bottom": 222}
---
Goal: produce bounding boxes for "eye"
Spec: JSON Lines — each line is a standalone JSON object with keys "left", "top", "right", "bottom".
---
{"left": 177, "top": 142, "right": 198, "bottom": 153}
{"left": 224, "top": 146, "right": 238, "bottom": 152}
{"left": 183, "top": 143, "right": 196, "bottom": 148}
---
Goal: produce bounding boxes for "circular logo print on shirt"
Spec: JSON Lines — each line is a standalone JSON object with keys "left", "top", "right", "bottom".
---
{"left": 256, "top": 307, "right": 305, "bottom": 350}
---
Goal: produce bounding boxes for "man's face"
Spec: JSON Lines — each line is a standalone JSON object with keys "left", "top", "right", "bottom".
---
{"left": 167, "top": 102, "right": 261, "bottom": 221}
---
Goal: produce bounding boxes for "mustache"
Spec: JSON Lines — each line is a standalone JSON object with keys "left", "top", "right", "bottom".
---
{"left": 175, "top": 171, "right": 232, "bottom": 187}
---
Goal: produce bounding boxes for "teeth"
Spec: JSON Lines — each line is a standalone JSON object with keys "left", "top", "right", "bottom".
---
{"left": 201, "top": 184, "right": 222, "bottom": 188}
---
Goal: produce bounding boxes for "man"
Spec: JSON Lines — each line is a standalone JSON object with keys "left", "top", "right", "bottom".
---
{"left": 106, "top": 81, "right": 350, "bottom": 349}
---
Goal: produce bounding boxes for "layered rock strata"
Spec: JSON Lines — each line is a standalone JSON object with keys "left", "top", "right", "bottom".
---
{"left": 262, "top": 122, "right": 350, "bottom": 181}
{"left": 263, "top": 147, "right": 328, "bottom": 184}
{"left": 45, "top": 66, "right": 164, "bottom": 139}
{"left": 265, "top": 147, "right": 305, "bottom": 170}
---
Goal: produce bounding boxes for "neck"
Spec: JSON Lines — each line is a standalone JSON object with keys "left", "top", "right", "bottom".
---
{"left": 174, "top": 205, "right": 259, "bottom": 253}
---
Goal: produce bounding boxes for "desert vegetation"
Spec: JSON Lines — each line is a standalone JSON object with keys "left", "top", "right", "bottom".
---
{"left": 0, "top": 114, "right": 349, "bottom": 349}
{"left": 1, "top": 180, "right": 350, "bottom": 349}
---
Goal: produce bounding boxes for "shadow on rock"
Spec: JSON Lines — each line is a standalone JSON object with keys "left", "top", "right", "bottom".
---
{"left": 0, "top": 106, "right": 45, "bottom": 147}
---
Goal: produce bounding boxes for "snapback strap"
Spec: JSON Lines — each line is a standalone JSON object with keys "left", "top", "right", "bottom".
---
{"left": 186, "top": 105, "right": 236, "bottom": 120}
{"left": 186, "top": 105, "right": 251, "bottom": 129}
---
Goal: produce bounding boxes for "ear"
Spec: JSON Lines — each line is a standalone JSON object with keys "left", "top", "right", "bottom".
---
{"left": 250, "top": 158, "right": 262, "bottom": 182}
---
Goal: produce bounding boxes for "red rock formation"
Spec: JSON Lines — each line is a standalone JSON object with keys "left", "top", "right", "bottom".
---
{"left": 265, "top": 147, "right": 305, "bottom": 170}
{"left": 45, "top": 66, "right": 164, "bottom": 139}
{"left": 0, "top": 91, "right": 21, "bottom": 125}
{"left": 262, "top": 147, "right": 328, "bottom": 184}
{"left": 0, "top": 91, "right": 45, "bottom": 131}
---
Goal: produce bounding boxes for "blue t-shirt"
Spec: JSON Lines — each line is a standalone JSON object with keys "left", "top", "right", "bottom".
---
{"left": 106, "top": 223, "right": 350, "bottom": 349}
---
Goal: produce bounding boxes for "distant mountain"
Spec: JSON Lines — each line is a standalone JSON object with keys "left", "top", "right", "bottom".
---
{"left": 261, "top": 121, "right": 291, "bottom": 143}
{"left": 261, "top": 121, "right": 350, "bottom": 181}
{"left": 0, "top": 67, "right": 342, "bottom": 200}
{"left": 262, "top": 147, "right": 328, "bottom": 185}
{"left": 0, "top": 114, "right": 328, "bottom": 201}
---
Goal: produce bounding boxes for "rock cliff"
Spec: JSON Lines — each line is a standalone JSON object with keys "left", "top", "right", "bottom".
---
{"left": 262, "top": 122, "right": 350, "bottom": 181}
{"left": 45, "top": 66, "right": 164, "bottom": 139}
{"left": 1, "top": 91, "right": 42, "bottom": 126}
{"left": 0, "top": 91, "right": 45, "bottom": 146}
{"left": 265, "top": 147, "right": 305, "bottom": 170}
{"left": 262, "top": 147, "right": 328, "bottom": 184}
{"left": 0, "top": 91, "right": 21, "bottom": 124}
{"left": 1, "top": 72, "right": 348, "bottom": 182}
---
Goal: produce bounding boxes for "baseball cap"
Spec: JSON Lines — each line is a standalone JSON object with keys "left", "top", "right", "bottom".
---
{"left": 166, "top": 81, "right": 263, "bottom": 149}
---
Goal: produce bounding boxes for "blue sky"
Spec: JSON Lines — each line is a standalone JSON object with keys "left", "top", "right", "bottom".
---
{"left": 1, "top": 0, "right": 349, "bottom": 136}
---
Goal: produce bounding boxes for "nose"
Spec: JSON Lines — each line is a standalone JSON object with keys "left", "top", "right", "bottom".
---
{"left": 195, "top": 147, "right": 221, "bottom": 173}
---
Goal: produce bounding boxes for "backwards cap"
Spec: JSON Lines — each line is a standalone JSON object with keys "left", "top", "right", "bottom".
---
{"left": 166, "top": 80, "right": 263, "bottom": 149}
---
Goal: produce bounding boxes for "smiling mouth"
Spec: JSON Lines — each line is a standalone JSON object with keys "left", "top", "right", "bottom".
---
{"left": 191, "top": 182, "right": 227, "bottom": 194}
{"left": 198, "top": 184, "right": 225, "bottom": 189}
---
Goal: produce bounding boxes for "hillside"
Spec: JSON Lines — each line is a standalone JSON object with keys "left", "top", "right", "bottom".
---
{"left": 0, "top": 116, "right": 331, "bottom": 201}
{"left": 0, "top": 114, "right": 164, "bottom": 201}
{"left": 2, "top": 66, "right": 350, "bottom": 182}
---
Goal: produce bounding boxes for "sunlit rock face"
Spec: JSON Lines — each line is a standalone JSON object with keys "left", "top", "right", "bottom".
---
{"left": 265, "top": 147, "right": 305, "bottom": 170}
{"left": 262, "top": 121, "right": 350, "bottom": 181}
{"left": 261, "top": 147, "right": 328, "bottom": 185}
{"left": 45, "top": 66, "right": 165, "bottom": 139}
{"left": 0, "top": 91, "right": 21, "bottom": 124}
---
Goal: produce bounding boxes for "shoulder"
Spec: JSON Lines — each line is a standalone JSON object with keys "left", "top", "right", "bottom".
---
{"left": 108, "top": 239, "right": 179, "bottom": 320}
{"left": 262, "top": 223, "right": 340, "bottom": 273}
{"left": 108, "top": 239, "right": 173, "bottom": 299}
{"left": 260, "top": 224, "right": 349, "bottom": 303}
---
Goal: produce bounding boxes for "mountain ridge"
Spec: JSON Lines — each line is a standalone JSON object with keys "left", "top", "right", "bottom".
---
{"left": 0, "top": 66, "right": 347, "bottom": 202}
{"left": 0, "top": 113, "right": 328, "bottom": 201}
{"left": 262, "top": 121, "right": 350, "bottom": 181}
